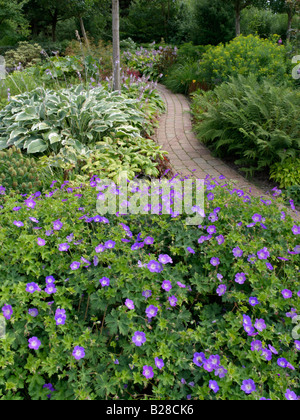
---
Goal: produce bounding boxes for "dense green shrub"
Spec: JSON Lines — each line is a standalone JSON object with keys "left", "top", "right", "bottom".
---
{"left": 191, "top": 75, "right": 300, "bottom": 176}
{"left": 241, "top": 7, "right": 289, "bottom": 39}
{"left": 0, "top": 175, "right": 299, "bottom": 400}
{"left": 4, "top": 42, "right": 43, "bottom": 69}
{"left": 270, "top": 158, "right": 300, "bottom": 189}
{"left": 197, "top": 35, "right": 291, "bottom": 88}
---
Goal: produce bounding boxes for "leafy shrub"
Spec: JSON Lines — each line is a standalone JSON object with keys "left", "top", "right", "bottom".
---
{"left": 27, "top": 55, "right": 103, "bottom": 87}
{"left": 122, "top": 45, "right": 178, "bottom": 80}
{"left": 164, "top": 61, "right": 208, "bottom": 94}
{"left": 0, "top": 85, "right": 151, "bottom": 155}
{"left": 197, "top": 35, "right": 291, "bottom": 87}
{"left": 39, "top": 134, "right": 166, "bottom": 183}
{"left": 0, "top": 146, "right": 45, "bottom": 195}
{"left": 176, "top": 43, "right": 212, "bottom": 63}
{"left": 4, "top": 42, "right": 43, "bottom": 70}
{"left": 0, "top": 175, "right": 299, "bottom": 400}
{"left": 270, "top": 158, "right": 300, "bottom": 189}
{"left": 191, "top": 75, "right": 300, "bottom": 176}
{"left": 64, "top": 39, "right": 113, "bottom": 77}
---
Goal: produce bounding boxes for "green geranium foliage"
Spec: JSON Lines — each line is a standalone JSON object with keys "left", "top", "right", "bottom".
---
{"left": 0, "top": 174, "right": 299, "bottom": 400}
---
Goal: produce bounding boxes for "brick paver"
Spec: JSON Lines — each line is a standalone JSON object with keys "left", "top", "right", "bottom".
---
{"left": 154, "top": 84, "right": 264, "bottom": 197}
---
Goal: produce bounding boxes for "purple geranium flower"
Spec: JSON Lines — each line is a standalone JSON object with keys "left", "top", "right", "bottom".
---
{"left": 257, "top": 247, "right": 270, "bottom": 260}
{"left": 261, "top": 348, "right": 272, "bottom": 361}
{"left": 214, "top": 366, "right": 227, "bottom": 379}
{"left": 162, "top": 280, "right": 172, "bottom": 291}
{"left": 146, "top": 305, "right": 158, "bottom": 319}
{"left": 249, "top": 297, "right": 259, "bottom": 307}
{"left": 277, "top": 358, "right": 288, "bottom": 368}
{"left": 45, "top": 285, "right": 57, "bottom": 295}
{"left": 158, "top": 254, "right": 173, "bottom": 264}
{"left": 241, "top": 379, "right": 256, "bottom": 394}
{"left": 105, "top": 240, "right": 115, "bottom": 249}
{"left": 99, "top": 277, "right": 110, "bottom": 287}
{"left": 147, "top": 260, "right": 163, "bottom": 273}
{"left": 193, "top": 352, "right": 206, "bottom": 367}
{"left": 216, "top": 284, "right": 227, "bottom": 296}
{"left": 142, "top": 290, "right": 152, "bottom": 298}
{"left": 53, "top": 219, "right": 63, "bottom": 231}
{"left": 292, "top": 225, "right": 300, "bottom": 235}
{"left": 207, "top": 225, "right": 217, "bottom": 235}
{"left": 37, "top": 238, "right": 46, "bottom": 246}
{"left": 144, "top": 236, "right": 154, "bottom": 245}
{"left": 125, "top": 299, "right": 135, "bottom": 310}
{"left": 45, "top": 276, "right": 55, "bottom": 285}
{"left": 216, "top": 235, "right": 225, "bottom": 245}
{"left": 254, "top": 319, "right": 266, "bottom": 332}
{"left": 55, "top": 309, "right": 66, "bottom": 325}
{"left": 233, "top": 247, "right": 243, "bottom": 258}
{"left": 95, "top": 244, "right": 106, "bottom": 253}
{"left": 58, "top": 243, "right": 70, "bottom": 252}
{"left": 210, "top": 257, "right": 220, "bottom": 267}
{"left": 252, "top": 214, "right": 262, "bottom": 223}
{"left": 132, "top": 331, "right": 146, "bottom": 347}
{"left": 168, "top": 296, "right": 178, "bottom": 307}
{"left": 285, "top": 389, "right": 298, "bottom": 400}
{"left": 209, "top": 380, "right": 219, "bottom": 393}
{"left": 154, "top": 358, "right": 164, "bottom": 370}
{"left": 2, "top": 305, "right": 13, "bottom": 320}
{"left": 28, "top": 337, "right": 41, "bottom": 350}
{"left": 143, "top": 365, "right": 154, "bottom": 379}
{"left": 235, "top": 273, "right": 246, "bottom": 285}
{"left": 28, "top": 308, "right": 39, "bottom": 317}
{"left": 251, "top": 340, "right": 263, "bottom": 352}
{"left": 187, "top": 247, "right": 195, "bottom": 254}
{"left": 282, "top": 289, "right": 292, "bottom": 299}
{"left": 13, "top": 221, "right": 24, "bottom": 227}
{"left": 72, "top": 346, "right": 85, "bottom": 360}
{"left": 26, "top": 283, "right": 41, "bottom": 294}
{"left": 70, "top": 261, "right": 81, "bottom": 270}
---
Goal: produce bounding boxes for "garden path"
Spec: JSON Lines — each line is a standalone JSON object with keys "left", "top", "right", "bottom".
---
{"left": 154, "top": 84, "right": 264, "bottom": 198}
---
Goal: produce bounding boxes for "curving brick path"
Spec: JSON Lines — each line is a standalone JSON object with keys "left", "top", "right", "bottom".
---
{"left": 154, "top": 84, "right": 264, "bottom": 197}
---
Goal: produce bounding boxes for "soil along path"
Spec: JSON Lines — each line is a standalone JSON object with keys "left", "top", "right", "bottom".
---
{"left": 154, "top": 84, "right": 264, "bottom": 198}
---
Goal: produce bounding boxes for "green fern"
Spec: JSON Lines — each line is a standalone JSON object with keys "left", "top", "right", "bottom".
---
{"left": 191, "top": 75, "right": 300, "bottom": 176}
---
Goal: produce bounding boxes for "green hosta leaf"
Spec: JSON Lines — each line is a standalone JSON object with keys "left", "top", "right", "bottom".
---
{"left": 48, "top": 132, "right": 61, "bottom": 144}
{"left": 26, "top": 138, "right": 48, "bottom": 154}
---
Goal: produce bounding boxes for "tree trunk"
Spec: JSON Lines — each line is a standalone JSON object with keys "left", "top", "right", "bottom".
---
{"left": 235, "top": 0, "right": 241, "bottom": 37}
{"left": 112, "top": 0, "right": 121, "bottom": 91}
{"left": 80, "top": 16, "right": 90, "bottom": 51}
{"left": 52, "top": 9, "right": 58, "bottom": 42}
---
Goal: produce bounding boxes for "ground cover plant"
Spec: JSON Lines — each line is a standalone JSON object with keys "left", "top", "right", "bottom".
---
{"left": 0, "top": 174, "right": 299, "bottom": 400}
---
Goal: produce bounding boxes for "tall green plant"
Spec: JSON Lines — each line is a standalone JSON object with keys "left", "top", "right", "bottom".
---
{"left": 191, "top": 75, "right": 300, "bottom": 176}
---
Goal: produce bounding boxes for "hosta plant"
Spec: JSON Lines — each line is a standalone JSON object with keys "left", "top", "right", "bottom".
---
{"left": 0, "top": 85, "right": 148, "bottom": 155}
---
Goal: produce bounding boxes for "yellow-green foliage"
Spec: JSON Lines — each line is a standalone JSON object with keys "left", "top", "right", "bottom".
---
{"left": 198, "top": 35, "right": 291, "bottom": 87}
